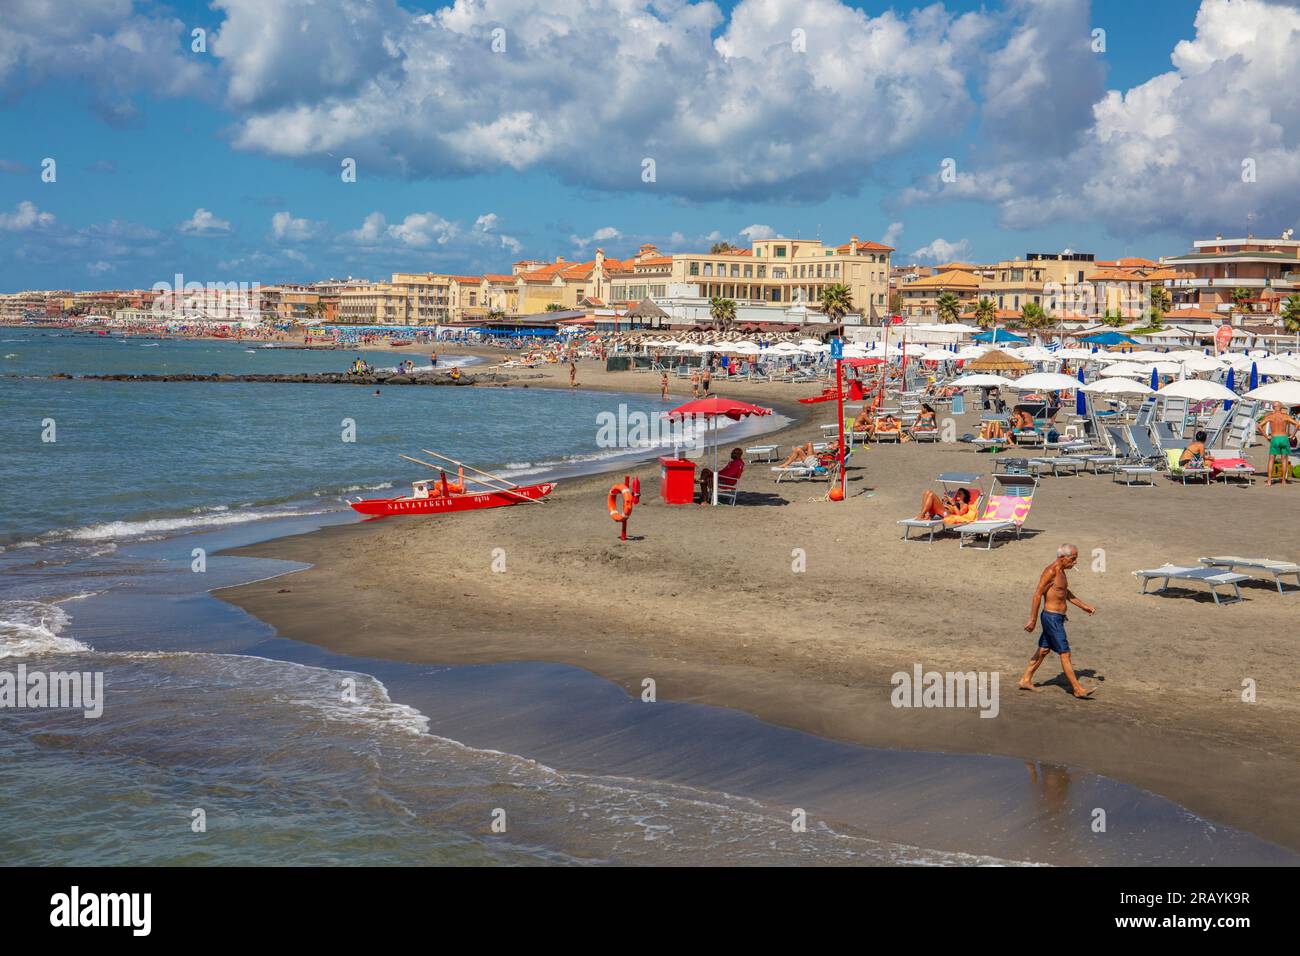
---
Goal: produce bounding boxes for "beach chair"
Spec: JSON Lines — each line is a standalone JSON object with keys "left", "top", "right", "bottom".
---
{"left": 897, "top": 472, "right": 984, "bottom": 542}
{"left": 1200, "top": 406, "right": 1232, "bottom": 449}
{"left": 772, "top": 454, "right": 836, "bottom": 484}
{"left": 1133, "top": 396, "right": 1157, "bottom": 430}
{"left": 1163, "top": 448, "right": 1210, "bottom": 484}
{"left": 744, "top": 444, "right": 779, "bottom": 463}
{"left": 1028, "top": 455, "right": 1082, "bottom": 477}
{"left": 957, "top": 474, "right": 1038, "bottom": 550}
{"left": 1132, "top": 565, "right": 1250, "bottom": 605}
{"left": 973, "top": 415, "right": 1011, "bottom": 452}
{"left": 1106, "top": 426, "right": 1158, "bottom": 486}
{"left": 715, "top": 471, "right": 742, "bottom": 506}
{"left": 1159, "top": 396, "right": 1189, "bottom": 437}
{"left": 1219, "top": 400, "right": 1260, "bottom": 451}
{"left": 1199, "top": 556, "right": 1300, "bottom": 595}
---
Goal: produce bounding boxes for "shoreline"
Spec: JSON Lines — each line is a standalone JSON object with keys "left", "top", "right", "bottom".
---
{"left": 215, "top": 357, "right": 1300, "bottom": 855}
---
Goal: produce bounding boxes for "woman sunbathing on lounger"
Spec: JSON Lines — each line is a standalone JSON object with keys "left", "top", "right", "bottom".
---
{"left": 980, "top": 418, "right": 1006, "bottom": 440}
{"left": 914, "top": 487, "right": 977, "bottom": 525}
{"left": 778, "top": 441, "right": 818, "bottom": 467}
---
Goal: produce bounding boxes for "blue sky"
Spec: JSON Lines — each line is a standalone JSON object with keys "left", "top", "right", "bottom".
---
{"left": 1, "top": 0, "right": 1295, "bottom": 291}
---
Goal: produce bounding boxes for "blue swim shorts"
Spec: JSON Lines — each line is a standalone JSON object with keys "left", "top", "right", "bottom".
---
{"left": 1038, "top": 611, "right": 1070, "bottom": 654}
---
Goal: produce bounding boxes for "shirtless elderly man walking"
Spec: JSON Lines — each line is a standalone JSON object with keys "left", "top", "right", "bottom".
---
{"left": 1021, "top": 544, "right": 1097, "bottom": 699}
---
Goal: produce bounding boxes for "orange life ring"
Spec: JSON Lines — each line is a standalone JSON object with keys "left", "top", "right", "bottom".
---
{"left": 608, "top": 483, "right": 634, "bottom": 522}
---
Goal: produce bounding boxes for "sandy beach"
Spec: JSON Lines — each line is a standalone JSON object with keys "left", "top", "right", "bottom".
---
{"left": 219, "top": 352, "right": 1300, "bottom": 854}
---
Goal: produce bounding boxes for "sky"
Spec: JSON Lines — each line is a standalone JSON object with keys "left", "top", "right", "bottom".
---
{"left": 0, "top": 0, "right": 1296, "bottom": 292}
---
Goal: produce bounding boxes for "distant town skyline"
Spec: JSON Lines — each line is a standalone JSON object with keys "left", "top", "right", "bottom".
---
{"left": 1, "top": 0, "right": 1296, "bottom": 291}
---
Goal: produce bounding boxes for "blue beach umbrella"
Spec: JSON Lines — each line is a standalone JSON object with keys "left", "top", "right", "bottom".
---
{"left": 1225, "top": 367, "right": 1235, "bottom": 411}
{"left": 1249, "top": 362, "right": 1258, "bottom": 391}
{"left": 1075, "top": 366, "right": 1087, "bottom": 415}
{"left": 1149, "top": 366, "right": 1159, "bottom": 391}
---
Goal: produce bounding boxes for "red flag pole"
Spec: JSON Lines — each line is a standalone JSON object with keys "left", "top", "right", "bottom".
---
{"left": 835, "top": 349, "right": 846, "bottom": 500}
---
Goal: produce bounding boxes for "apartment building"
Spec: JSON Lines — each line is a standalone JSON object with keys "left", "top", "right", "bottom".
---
{"left": 654, "top": 235, "right": 892, "bottom": 321}
{"left": 1161, "top": 233, "right": 1300, "bottom": 313}
{"left": 987, "top": 251, "right": 1096, "bottom": 313}
{"left": 897, "top": 269, "right": 983, "bottom": 317}
{"left": 259, "top": 284, "right": 322, "bottom": 323}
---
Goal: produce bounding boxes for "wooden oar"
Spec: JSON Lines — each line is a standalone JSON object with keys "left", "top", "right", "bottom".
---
{"left": 402, "top": 453, "right": 545, "bottom": 505}
{"left": 419, "top": 449, "right": 547, "bottom": 501}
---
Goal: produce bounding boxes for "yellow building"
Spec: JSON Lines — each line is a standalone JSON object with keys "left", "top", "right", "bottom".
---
{"left": 988, "top": 252, "right": 1097, "bottom": 314}
{"left": 898, "top": 269, "right": 983, "bottom": 318}
{"left": 663, "top": 234, "right": 892, "bottom": 320}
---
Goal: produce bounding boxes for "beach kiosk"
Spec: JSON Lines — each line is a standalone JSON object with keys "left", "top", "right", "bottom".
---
{"left": 659, "top": 456, "right": 696, "bottom": 504}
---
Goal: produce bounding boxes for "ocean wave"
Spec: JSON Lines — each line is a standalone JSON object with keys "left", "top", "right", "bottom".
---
{"left": 0, "top": 600, "right": 89, "bottom": 659}
{"left": 313, "top": 481, "right": 393, "bottom": 497}
{"left": 39, "top": 507, "right": 332, "bottom": 544}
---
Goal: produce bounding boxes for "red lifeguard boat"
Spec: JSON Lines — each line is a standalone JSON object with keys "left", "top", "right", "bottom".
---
{"left": 347, "top": 449, "right": 555, "bottom": 516}
{"left": 349, "top": 480, "right": 555, "bottom": 516}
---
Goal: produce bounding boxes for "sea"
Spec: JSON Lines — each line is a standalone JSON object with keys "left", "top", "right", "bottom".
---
{"left": 0, "top": 328, "right": 1294, "bottom": 866}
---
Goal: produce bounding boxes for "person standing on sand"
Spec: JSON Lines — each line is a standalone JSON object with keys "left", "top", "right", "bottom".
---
{"left": 660, "top": 372, "right": 669, "bottom": 401}
{"left": 1257, "top": 403, "right": 1298, "bottom": 485}
{"left": 1021, "top": 544, "right": 1096, "bottom": 699}
{"left": 701, "top": 366, "right": 712, "bottom": 396}
{"left": 569, "top": 359, "right": 578, "bottom": 388}
{"left": 690, "top": 370, "right": 701, "bottom": 399}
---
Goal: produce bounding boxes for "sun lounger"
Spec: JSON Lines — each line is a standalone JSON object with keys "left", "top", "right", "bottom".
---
{"left": 772, "top": 455, "right": 833, "bottom": 483}
{"left": 957, "top": 474, "right": 1037, "bottom": 550}
{"left": 1106, "top": 426, "right": 1158, "bottom": 486}
{"left": 1164, "top": 448, "right": 1210, "bottom": 484}
{"left": 1028, "top": 456, "right": 1082, "bottom": 477}
{"left": 745, "top": 444, "right": 779, "bottom": 462}
{"left": 1199, "top": 556, "right": 1300, "bottom": 594}
{"left": 1208, "top": 454, "right": 1255, "bottom": 485}
{"left": 1132, "top": 565, "right": 1250, "bottom": 605}
{"left": 897, "top": 473, "right": 984, "bottom": 543}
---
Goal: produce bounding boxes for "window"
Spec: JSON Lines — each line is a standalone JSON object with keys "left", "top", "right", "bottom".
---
{"left": 774, "top": 246, "right": 787, "bottom": 257}
{"left": 757, "top": 265, "right": 766, "bottom": 278}
{"left": 689, "top": 261, "right": 699, "bottom": 276}
{"left": 703, "top": 263, "right": 713, "bottom": 276}
{"left": 744, "top": 265, "right": 752, "bottom": 278}
{"left": 731, "top": 264, "right": 739, "bottom": 277}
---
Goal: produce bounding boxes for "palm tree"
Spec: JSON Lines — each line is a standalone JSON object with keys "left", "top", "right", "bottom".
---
{"left": 936, "top": 291, "right": 961, "bottom": 325}
{"left": 1100, "top": 309, "right": 1124, "bottom": 328}
{"left": 708, "top": 296, "right": 737, "bottom": 332}
{"left": 1020, "top": 301, "right": 1049, "bottom": 330}
{"left": 973, "top": 297, "right": 996, "bottom": 329}
{"left": 1150, "top": 286, "right": 1171, "bottom": 314}
{"left": 1230, "top": 286, "right": 1252, "bottom": 314}
{"left": 818, "top": 284, "right": 854, "bottom": 329}
{"left": 1282, "top": 293, "right": 1300, "bottom": 333}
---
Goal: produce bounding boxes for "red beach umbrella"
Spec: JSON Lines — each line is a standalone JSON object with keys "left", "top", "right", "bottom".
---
{"left": 667, "top": 398, "right": 773, "bottom": 504}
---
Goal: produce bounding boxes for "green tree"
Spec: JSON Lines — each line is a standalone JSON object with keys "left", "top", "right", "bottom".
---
{"left": 1230, "top": 286, "right": 1252, "bottom": 314}
{"left": 1100, "top": 309, "right": 1125, "bottom": 328}
{"left": 888, "top": 291, "right": 903, "bottom": 316}
{"left": 1020, "top": 301, "right": 1050, "bottom": 330}
{"left": 1150, "top": 285, "right": 1171, "bottom": 314}
{"left": 545, "top": 303, "right": 564, "bottom": 312}
{"left": 936, "top": 291, "right": 961, "bottom": 324}
{"left": 709, "top": 241, "right": 736, "bottom": 254}
{"left": 708, "top": 296, "right": 737, "bottom": 331}
{"left": 817, "top": 283, "right": 854, "bottom": 328}
{"left": 1282, "top": 294, "right": 1300, "bottom": 333}
{"left": 973, "top": 297, "right": 996, "bottom": 329}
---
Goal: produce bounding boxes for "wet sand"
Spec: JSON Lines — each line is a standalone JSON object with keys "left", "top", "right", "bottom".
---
{"left": 219, "top": 353, "right": 1300, "bottom": 855}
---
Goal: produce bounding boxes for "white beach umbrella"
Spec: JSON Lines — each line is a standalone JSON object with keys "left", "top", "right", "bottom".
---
{"left": 1055, "top": 347, "right": 1097, "bottom": 360}
{"left": 1149, "top": 361, "right": 1185, "bottom": 375}
{"left": 1007, "top": 372, "right": 1084, "bottom": 391}
{"left": 921, "top": 348, "right": 957, "bottom": 362}
{"left": 1080, "top": 378, "right": 1154, "bottom": 395}
{"left": 949, "top": 373, "right": 1016, "bottom": 388}
{"left": 1157, "top": 379, "right": 1239, "bottom": 402}
{"left": 1178, "top": 354, "right": 1227, "bottom": 373}
{"left": 954, "top": 345, "right": 989, "bottom": 361}
{"left": 1100, "top": 362, "right": 1152, "bottom": 378}
{"left": 1244, "top": 380, "right": 1300, "bottom": 404}
{"left": 1248, "top": 357, "right": 1300, "bottom": 378}
{"left": 1014, "top": 346, "right": 1058, "bottom": 362}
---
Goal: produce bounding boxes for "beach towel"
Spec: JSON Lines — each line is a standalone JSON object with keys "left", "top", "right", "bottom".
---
{"left": 979, "top": 494, "right": 1032, "bottom": 525}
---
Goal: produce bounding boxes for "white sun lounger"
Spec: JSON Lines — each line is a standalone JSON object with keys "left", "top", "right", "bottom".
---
{"left": 1132, "top": 565, "right": 1250, "bottom": 605}
{"left": 897, "top": 472, "right": 984, "bottom": 543}
{"left": 745, "top": 444, "right": 779, "bottom": 462}
{"left": 1198, "top": 556, "right": 1300, "bottom": 595}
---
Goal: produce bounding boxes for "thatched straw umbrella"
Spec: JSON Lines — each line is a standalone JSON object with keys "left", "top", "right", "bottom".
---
{"left": 966, "top": 348, "right": 1032, "bottom": 373}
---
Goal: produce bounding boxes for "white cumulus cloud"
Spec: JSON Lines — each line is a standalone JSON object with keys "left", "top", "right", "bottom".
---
{"left": 179, "top": 208, "right": 233, "bottom": 235}
{"left": 0, "top": 200, "right": 55, "bottom": 231}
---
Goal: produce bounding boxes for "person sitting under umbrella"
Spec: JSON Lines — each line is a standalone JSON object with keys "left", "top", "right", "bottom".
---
{"left": 698, "top": 447, "right": 745, "bottom": 503}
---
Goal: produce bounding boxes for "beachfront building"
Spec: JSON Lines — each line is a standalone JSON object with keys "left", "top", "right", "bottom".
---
{"left": 515, "top": 249, "right": 631, "bottom": 313}
{"left": 653, "top": 234, "right": 892, "bottom": 321}
{"left": 987, "top": 251, "right": 1097, "bottom": 314}
{"left": 1161, "top": 233, "right": 1300, "bottom": 316}
{"left": 897, "top": 268, "right": 983, "bottom": 318}
{"left": 259, "top": 285, "right": 322, "bottom": 324}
